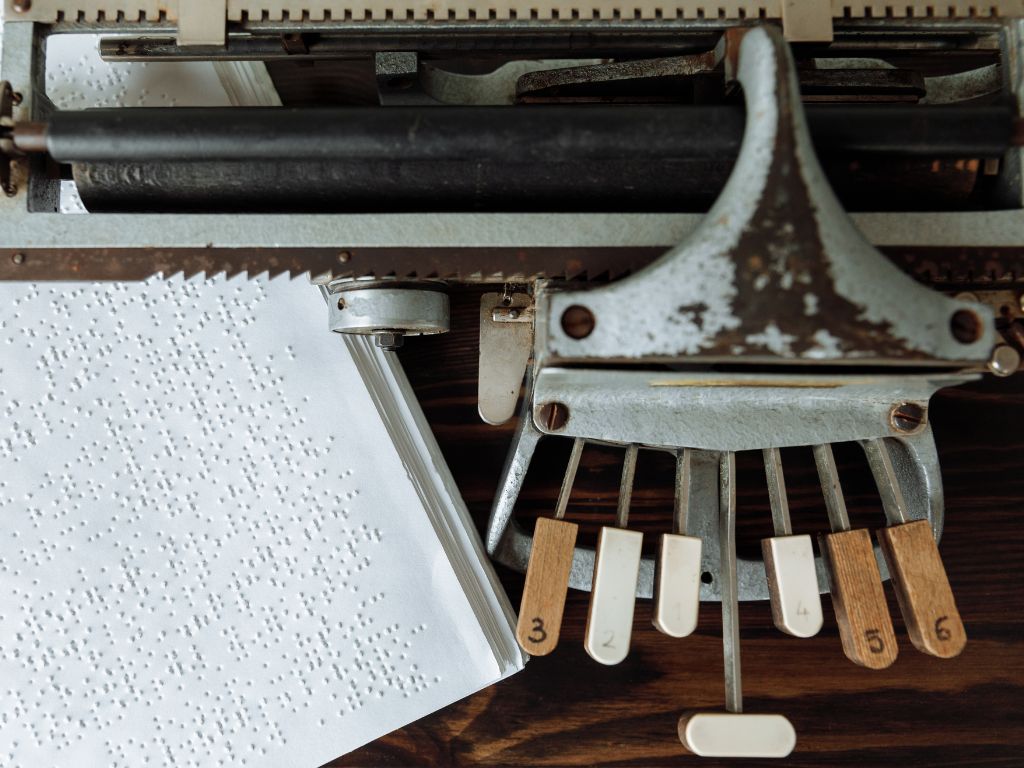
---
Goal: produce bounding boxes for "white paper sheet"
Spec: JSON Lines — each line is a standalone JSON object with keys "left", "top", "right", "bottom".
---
{"left": 0, "top": 276, "right": 512, "bottom": 767}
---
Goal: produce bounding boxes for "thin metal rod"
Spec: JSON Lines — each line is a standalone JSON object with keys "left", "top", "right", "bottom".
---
{"left": 720, "top": 451, "right": 742, "bottom": 714}
{"left": 763, "top": 447, "right": 792, "bottom": 537}
{"left": 813, "top": 444, "right": 852, "bottom": 533}
{"left": 861, "top": 438, "right": 909, "bottom": 526}
{"left": 616, "top": 444, "right": 639, "bottom": 529}
{"left": 673, "top": 449, "right": 692, "bottom": 536}
{"left": 554, "top": 438, "right": 585, "bottom": 521}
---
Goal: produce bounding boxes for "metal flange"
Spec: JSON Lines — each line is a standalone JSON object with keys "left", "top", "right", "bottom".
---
{"left": 325, "top": 278, "right": 450, "bottom": 350}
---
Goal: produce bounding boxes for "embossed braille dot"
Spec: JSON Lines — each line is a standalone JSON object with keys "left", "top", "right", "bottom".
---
{"left": 0, "top": 276, "right": 468, "bottom": 766}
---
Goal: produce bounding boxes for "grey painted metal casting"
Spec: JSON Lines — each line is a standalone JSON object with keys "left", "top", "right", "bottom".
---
{"left": 484, "top": 26, "right": 995, "bottom": 601}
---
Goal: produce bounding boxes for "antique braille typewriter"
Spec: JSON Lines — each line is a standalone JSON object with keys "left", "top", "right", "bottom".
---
{"left": 2, "top": 0, "right": 1024, "bottom": 758}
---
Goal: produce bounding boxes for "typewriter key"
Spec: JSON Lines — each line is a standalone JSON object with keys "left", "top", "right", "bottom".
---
{"left": 515, "top": 438, "right": 584, "bottom": 655}
{"left": 653, "top": 449, "right": 702, "bottom": 638}
{"left": 761, "top": 448, "right": 823, "bottom": 638}
{"left": 814, "top": 444, "right": 898, "bottom": 670}
{"left": 678, "top": 453, "right": 796, "bottom": 759}
{"left": 584, "top": 444, "right": 643, "bottom": 665}
{"left": 862, "top": 438, "right": 966, "bottom": 658}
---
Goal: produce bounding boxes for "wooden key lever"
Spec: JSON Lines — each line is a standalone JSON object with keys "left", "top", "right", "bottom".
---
{"left": 585, "top": 444, "right": 643, "bottom": 665}
{"left": 516, "top": 437, "right": 584, "bottom": 655}
{"left": 862, "top": 439, "right": 967, "bottom": 658}
{"left": 814, "top": 444, "right": 898, "bottom": 670}
{"left": 678, "top": 453, "right": 796, "bottom": 759}
{"left": 653, "top": 449, "right": 702, "bottom": 638}
{"left": 761, "top": 448, "right": 823, "bottom": 638}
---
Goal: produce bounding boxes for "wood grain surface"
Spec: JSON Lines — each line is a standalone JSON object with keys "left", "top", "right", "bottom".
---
{"left": 877, "top": 519, "right": 967, "bottom": 659}
{"left": 327, "top": 287, "right": 1024, "bottom": 768}
{"left": 820, "top": 528, "right": 898, "bottom": 670}
{"left": 516, "top": 517, "right": 579, "bottom": 656}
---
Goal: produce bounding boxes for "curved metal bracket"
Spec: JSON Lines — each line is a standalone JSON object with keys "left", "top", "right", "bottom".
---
{"left": 537, "top": 26, "right": 995, "bottom": 368}
{"left": 484, "top": 381, "right": 946, "bottom": 601}
{"left": 486, "top": 25, "right": 975, "bottom": 602}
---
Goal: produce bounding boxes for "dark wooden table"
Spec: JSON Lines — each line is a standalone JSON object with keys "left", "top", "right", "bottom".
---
{"left": 330, "top": 288, "right": 1024, "bottom": 768}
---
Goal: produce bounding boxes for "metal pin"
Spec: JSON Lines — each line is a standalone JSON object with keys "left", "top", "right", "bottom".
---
{"left": 721, "top": 453, "right": 741, "bottom": 714}
{"left": 615, "top": 444, "right": 638, "bottom": 529}
{"left": 813, "top": 443, "right": 897, "bottom": 669}
{"left": 585, "top": 444, "right": 643, "bottom": 665}
{"left": 812, "top": 444, "right": 850, "bottom": 532}
{"left": 554, "top": 438, "right": 585, "bottom": 521}
{"left": 515, "top": 439, "right": 583, "bottom": 656}
{"left": 862, "top": 438, "right": 966, "bottom": 659}
{"left": 653, "top": 449, "right": 702, "bottom": 638}
{"left": 761, "top": 449, "right": 822, "bottom": 638}
{"left": 677, "top": 452, "right": 796, "bottom": 759}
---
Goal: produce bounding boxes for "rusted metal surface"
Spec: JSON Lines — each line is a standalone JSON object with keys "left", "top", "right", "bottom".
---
{"left": 538, "top": 26, "right": 997, "bottom": 367}
{"left": 0, "top": 244, "right": 1022, "bottom": 286}
{"left": 798, "top": 68, "right": 926, "bottom": 102}
{"left": 0, "top": 81, "right": 19, "bottom": 197}
{"left": 0, "top": 246, "right": 663, "bottom": 282}
{"left": 514, "top": 47, "right": 722, "bottom": 101}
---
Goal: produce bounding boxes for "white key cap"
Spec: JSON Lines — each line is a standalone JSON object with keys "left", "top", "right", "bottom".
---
{"left": 653, "top": 533, "right": 702, "bottom": 638}
{"left": 679, "top": 713, "right": 796, "bottom": 758}
{"left": 584, "top": 526, "right": 642, "bottom": 665}
{"left": 762, "top": 534, "right": 823, "bottom": 638}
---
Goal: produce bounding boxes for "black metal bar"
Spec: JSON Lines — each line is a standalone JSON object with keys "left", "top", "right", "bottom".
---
{"left": 45, "top": 104, "right": 1015, "bottom": 163}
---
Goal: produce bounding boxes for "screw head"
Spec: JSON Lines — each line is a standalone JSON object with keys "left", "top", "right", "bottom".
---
{"left": 890, "top": 402, "right": 927, "bottom": 434}
{"left": 374, "top": 331, "right": 404, "bottom": 351}
{"left": 11, "top": 253, "right": 25, "bottom": 265}
{"left": 536, "top": 402, "right": 570, "bottom": 432}
{"left": 338, "top": 251, "right": 351, "bottom": 264}
{"left": 561, "top": 305, "right": 596, "bottom": 340}
{"left": 950, "top": 309, "right": 983, "bottom": 344}
{"left": 988, "top": 345, "right": 1021, "bottom": 378}
{"left": 12, "top": 0, "right": 31, "bottom": 12}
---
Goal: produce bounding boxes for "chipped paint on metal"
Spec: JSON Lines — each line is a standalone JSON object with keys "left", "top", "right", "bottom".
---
{"left": 746, "top": 323, "right": 797, "bottom": 356}
{"left": 539, "top": 27, "right": 996, "bottom": 366}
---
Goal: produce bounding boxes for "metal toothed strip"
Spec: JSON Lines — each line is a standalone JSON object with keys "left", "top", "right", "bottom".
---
{"left": 6, "top": 0, "right": 1022, "bottom": 24}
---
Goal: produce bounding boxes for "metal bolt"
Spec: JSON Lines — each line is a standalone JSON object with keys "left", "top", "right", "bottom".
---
{"left": 536, "top": 402, "right": 570, "bottom": 431}
{"left": 1004, "top": 319, "right": 1024, "bottom": 350}
{"left": 12, "top": 0, "right": 31, "bottom": 11}
{"left": 338, "top": 251, "right": 351, "bottom": 264}
{"left": 950, "top": 309, "right": 983, "bottom": 344}
{"left": 890, "top": 402, "right": 927, "bottom": 434}
{"left": 561, "top": 305, "right": 596, "bottom": 340}
{"left": 336, "top": 297, "right": 346, "bottom": 310}
{"left": 375, "top": 331, "right": 405, "bottom": 351}
{"left": 11, "top": 253, "right": 25, "bottom": 265}
{"left": 988, "top": 345, "right": 1021, "bottom": 378}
